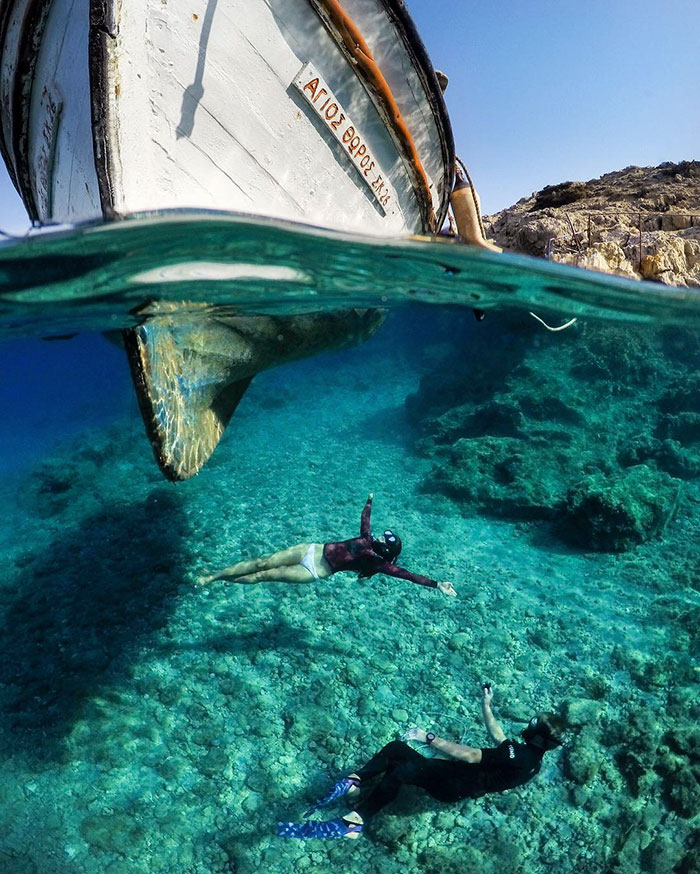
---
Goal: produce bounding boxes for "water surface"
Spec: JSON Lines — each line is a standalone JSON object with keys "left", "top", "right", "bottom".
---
{"left": 0, "top": 215, "right": 697, "bottom": 874}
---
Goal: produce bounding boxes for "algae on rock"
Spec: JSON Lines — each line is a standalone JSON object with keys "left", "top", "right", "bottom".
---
{"left": 558, "top": 466, "right": 682, "bottom": 551}
{"left": 409, "top": 312, "right": 700, "bottom": 551}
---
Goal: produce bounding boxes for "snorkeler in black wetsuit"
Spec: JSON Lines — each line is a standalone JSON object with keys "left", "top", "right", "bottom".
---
{"left": 277, "top": 684, "right": 565, "bottom": 840}
{"left": 198, "top": 493, "right": 456, "bottom": 596}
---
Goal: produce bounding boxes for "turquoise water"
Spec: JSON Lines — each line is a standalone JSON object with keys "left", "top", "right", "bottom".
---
{"left": 0, "top": 216, "right": 698, "bottom": 873}
{"left": 3, "top": 211, "right": 700, "bottom": 337}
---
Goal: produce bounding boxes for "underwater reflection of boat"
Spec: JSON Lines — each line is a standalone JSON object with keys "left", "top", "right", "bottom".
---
{"left": 0, "top": 0, "right": 455, "bottom": 479}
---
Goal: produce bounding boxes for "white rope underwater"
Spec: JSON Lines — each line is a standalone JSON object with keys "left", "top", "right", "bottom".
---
{"left": 528, "top": 312, "right": 578, "bottom": 331}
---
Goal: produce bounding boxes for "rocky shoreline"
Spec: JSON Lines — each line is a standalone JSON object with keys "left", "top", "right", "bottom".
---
{"left": 485, "top": 161, "right": 700, "bottom": 287}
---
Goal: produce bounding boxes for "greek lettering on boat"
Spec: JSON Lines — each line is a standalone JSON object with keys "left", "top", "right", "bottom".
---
{"left": 293, "top": 63, "right": 399, "bottom": 217}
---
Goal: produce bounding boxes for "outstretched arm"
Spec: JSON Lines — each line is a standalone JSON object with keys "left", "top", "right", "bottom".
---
{"left": 360, "top": 492, "right": 373, "bottom": 537}
{"left": 404, "top": 727, "right": 482, "bottom": 763}
{"left": 381, "top": 563, "right": 456, "bottom": 595}
{"left": 482, "top": 684, "right": 506, "bottom": 743}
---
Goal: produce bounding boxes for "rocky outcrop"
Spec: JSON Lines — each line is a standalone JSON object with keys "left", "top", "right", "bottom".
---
{"left": 407, "top": 311, "right": 700, "bottom": 550}
{"left": 558, "top": 465, "right": 682, "bottom": 552}
{"left": 485, "top": 161, "right": 700, "bottom": 286}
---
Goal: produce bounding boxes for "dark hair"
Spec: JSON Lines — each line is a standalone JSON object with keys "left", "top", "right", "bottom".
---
{"left": 539, "top": 712, "right": 566, "bottom": 738}
{"left": 522, "top": 712, "right": 565, "bottom": 751}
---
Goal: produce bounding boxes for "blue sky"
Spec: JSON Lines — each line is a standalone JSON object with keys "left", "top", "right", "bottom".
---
{"left": 0, "top": 0, "right": 697, "bottom": 231}
{"left": 409, "top": 0, "right": 700, "bottom": 213}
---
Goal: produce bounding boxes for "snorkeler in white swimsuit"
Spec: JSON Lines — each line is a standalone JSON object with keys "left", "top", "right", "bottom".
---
{"left": 198, "top": 493, "right": 456, "bottom": 595}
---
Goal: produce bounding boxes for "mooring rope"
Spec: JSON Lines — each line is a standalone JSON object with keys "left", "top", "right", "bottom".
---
{"left": 528, "top": 312, "right": 578, "bottom": 331}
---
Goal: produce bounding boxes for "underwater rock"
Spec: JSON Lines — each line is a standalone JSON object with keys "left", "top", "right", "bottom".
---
{"left": 562, "top": 727, "right": 601, "bottom": 784}
{"left": 197, "top": 747, "right": 230, "bottom": 777}
{"left": 409, "top": 309, "right": 700, "bottom": 548}
{"left": 562, "top": 698, "right": 603, "bottom": 726}
{"left": 0, "top": 854, "right": 39, "bottom": 874}
{"left": 609, "top": 645, "right": 690, "bottom": 692}
{"left": 579, "top": 669, "right": 611, "bottom": 701}
{"left": 655, "top": 751, "right": 700, "bottom": 818}
{"left": 641, "top": 836, "right": 685, "bottom": 874}
{"left": 558, "top": 466, "right": 681, "bottom": 551}
{"left": 526, "top": 619, "right": 558, "bottom": 651}
{"left": 569, "top": 324, "right": 660, "bottom": 387}
{"left": 679, "top": 844, "right": 700, "bottom": 874}
{"left": 17, "top": 457, "right": 87, "bottom": 518}
{"left": 606, "top": 722, "right": 700, "bottom": 820}
{"left": 425, "top": 436, "right": 563, "bottom": 520}
{"left": 417, "top": 398, "right": 526, "bottom": 447}
{"left": 663, "top": 726, "right": 700, "bottom": 759}
{"left": 619, "top": 436, "right": 700, "bottom": 480}
{"left": 79, "top": 811, "right": 146, "bottom": 854}
{"left": 615, "top": 746, "right": 659, "bottom": 798}
{"left": 491, "top": 792, "right": 522, "bottom": 815}
{"left": 658, "top": 411, "right": 700, "bottom": 444}
{"left": 447, "top": 631, "right": 471, "bottom": 651}
{"left": 659, "top": 371, "right": 700, "bottom": 414}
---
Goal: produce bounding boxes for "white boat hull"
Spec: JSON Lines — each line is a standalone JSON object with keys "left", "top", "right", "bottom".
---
{"left": 1, "top": 0, "right": 454, "bottom": 235}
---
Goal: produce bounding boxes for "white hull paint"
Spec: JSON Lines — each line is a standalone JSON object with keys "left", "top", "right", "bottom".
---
{"left": 0, "top": 0, "right": 454, "bottom": 236}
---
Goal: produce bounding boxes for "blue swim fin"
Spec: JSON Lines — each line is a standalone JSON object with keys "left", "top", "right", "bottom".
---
{"left": 304, "top": 776, "right": 360, "bottom": 818}
{"left": 276, "top": 817, "right": 362, "bottom": 839}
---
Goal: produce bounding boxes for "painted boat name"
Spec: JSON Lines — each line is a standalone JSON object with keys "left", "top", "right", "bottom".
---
{"left": 293, "top": 63, "right": 398, "bottom": 216}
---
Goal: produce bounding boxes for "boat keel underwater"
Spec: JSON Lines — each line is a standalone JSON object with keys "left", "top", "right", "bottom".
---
{"left": 123, "top": 305, "right": 384, "bottom": 481}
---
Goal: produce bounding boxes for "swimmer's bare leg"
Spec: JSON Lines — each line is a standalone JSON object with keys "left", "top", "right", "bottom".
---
{"left": 229, "top": 548, "right": 332, "bottom": 585}
{"left": 227, "top": 566, "right": 317, "bottom": 585}
{"left": 199, "top": 543, "right": 311, "bottom": 584}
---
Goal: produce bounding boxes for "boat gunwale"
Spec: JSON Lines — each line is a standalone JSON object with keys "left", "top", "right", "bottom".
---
{"left": 0, "top": 0, "right": 30, "bottom": 198}
{"left": 88, "top": 0, "right": 118, "bottom": 221}
{"left": 0, "top": 0, "right": 20, "bottom": 192}
{"left": 308, "top": 0, "right": 453, "bottom": 232}
{"left": 376, "top": 0, "right": 455, "bottom": 231}
{"left": 0, "top": 0, "right": 54, "bottom": 222}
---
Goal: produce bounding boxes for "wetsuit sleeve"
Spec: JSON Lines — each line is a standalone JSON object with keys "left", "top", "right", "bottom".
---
{"left": 360, "top": 498, "right": 373, "bottom": 538}
{"left": 379, "top": 563, "right": 438, "bottom": 588}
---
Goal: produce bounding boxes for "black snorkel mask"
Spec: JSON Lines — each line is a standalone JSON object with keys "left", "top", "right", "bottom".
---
{"left": 521, "top": 716, "right": 563, "bottom": 753}
{"left": 374, "top": 529, "right": 402, "bottom": 561}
